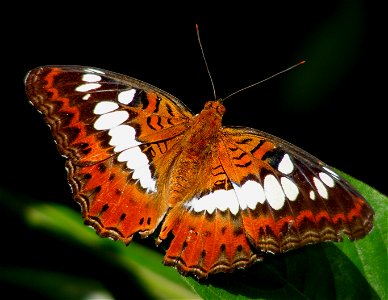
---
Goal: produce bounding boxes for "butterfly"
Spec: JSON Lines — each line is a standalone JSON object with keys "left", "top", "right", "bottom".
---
{"left": 25, "top": 65, "right": 374, "bottom": 279}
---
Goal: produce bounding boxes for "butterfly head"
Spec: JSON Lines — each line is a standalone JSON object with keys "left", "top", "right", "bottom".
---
{"left": 204, "top": 100, "right": 226, "bottom": 117}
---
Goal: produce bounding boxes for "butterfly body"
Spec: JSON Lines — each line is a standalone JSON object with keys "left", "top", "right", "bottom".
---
{"left": 156, "top": 101, "right": 224, "bottom": 206}
{"left": 25, "top": 65, "right": 373, "bottom": 279}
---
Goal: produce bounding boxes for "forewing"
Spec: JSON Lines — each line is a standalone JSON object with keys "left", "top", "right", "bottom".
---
{"left": 25, "top": 65, "right": 193, "bottom": 243}
{"left": 220, "top": 126, "right": 374, "bottom": 253}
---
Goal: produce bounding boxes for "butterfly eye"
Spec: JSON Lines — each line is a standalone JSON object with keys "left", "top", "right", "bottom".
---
{"left": 216, "top": 103, "right": 226, "bottom": 115}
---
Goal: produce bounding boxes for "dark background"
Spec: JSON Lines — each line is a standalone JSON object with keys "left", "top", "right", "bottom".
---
{"left": 1, "top": 1, "right": 383, "bottom": 299}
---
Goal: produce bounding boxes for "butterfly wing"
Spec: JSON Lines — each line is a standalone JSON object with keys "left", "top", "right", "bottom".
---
{"left": 158, "top": 123, "right": 373, "bottom": 278}
{"left": 221, "top": 126, "right": 374, "bottom": 252}
{"left": 25, "top": 65, "right": 193, "bottom": 243}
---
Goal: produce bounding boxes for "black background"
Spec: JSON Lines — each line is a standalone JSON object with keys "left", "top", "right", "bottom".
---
{"left": 1, "top": 1, "right": 384, "bottom": 299}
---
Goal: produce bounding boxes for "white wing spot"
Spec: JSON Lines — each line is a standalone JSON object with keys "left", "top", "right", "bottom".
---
{"left": 313, "top": 177, "right": 328, "bottom": 199}
{"left": 280, "top": 177, "right": 299, "bottom": 201}
{"left": 309, "top": 190, "right": 316, "bottom": 200}
{"left": 75, "top": 83, "right": 101, "bottom": 92}
{"left": 319, "top": 172, "right": 335, "bottom": 188}
{"left": 132, "top": 166, "right": 156, "bottom": 192}
{"left": 278, "top": 154, "right": 294, "bottom": 174}
{"left": 82, "top": 94, "right": 91, "bottom": 100}
{"left": 118, "top": 147, "right": 148, "bottom": 168}
{"left": 94, "top": 111, "right": 129, "bottom": 130}
{"left": 118, "top": 89, "right": 136, "bottom": 104}
{"left": 94, "top": 101, "right": 119, "bottom": 115}
{"left": 108, "top": 125, "right": 140, "bottom": 152}
{"left": 218, "top": 190, "right": 240, "bottom": 215}
{"left": 117, "top": 147, "right": 156, "bottom": 191}
{"left": 232, "top": 180, "right": 265, "bottom": 210}
{"left": 82, "top": 74, "right": 102, "bottom": 82}
{"left": 264, "top": 174, "right": 285, "bottom": 210}
{"left": 185, "top": 189, "right": 239, "bottom": 215}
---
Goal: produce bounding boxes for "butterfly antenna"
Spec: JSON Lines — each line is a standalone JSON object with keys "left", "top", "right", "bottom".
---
{"left": 222, "top": 60, "right": 306, "bottom": 102}
{"left": 196, "top": 24, "right": 217, "bottom": 100}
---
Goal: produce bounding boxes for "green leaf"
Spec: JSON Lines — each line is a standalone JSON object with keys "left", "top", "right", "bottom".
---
{"left": 0, "top": 189, "right": 199, "bottom": 300}
{"left": 0, "top": 267, "right": 115, "bottom": 300}
{"left": 336, "top": 171, "right": 388, "bottom": 298}
{"left": 23, "top": 204, "right": 200, "bottom": 300}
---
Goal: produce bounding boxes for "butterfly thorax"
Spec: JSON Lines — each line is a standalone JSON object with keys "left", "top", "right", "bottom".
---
{"left": 185, "top": 100, "right": 225, "bottom": 156}
{"left": 165, "top": 101, "right": 225, "bottom": 204}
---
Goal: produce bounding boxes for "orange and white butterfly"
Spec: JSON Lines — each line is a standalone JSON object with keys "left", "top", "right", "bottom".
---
{"left": 25, "top": 65, "right": 373, "bottom": 279}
